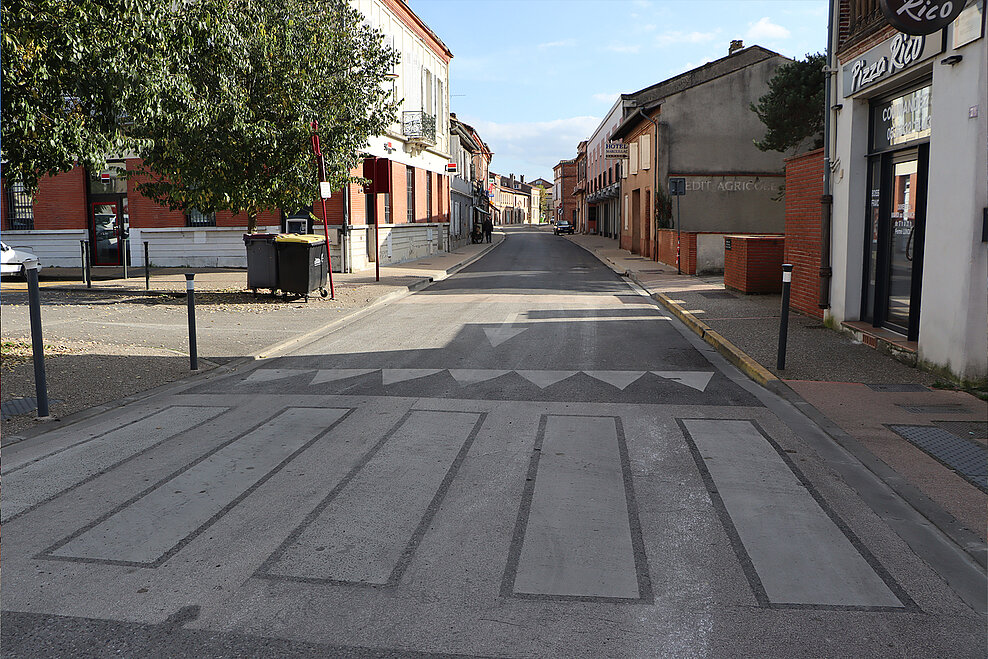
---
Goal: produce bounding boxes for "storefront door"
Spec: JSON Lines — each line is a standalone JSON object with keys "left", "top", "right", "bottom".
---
{"left": 87, "top": 162, "right": 130, "bottom": 267}
{"left": 90, "top": 200, "right": 123, "bottom": 266}
{"left": 863, "top": 146, "right": 928, "bottom": 340}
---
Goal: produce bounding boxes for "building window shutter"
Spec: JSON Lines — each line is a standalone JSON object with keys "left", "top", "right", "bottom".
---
{"left": 623, "top": 194, "right": 629, "bottom": 230}
{"left": 641, "top": 134, "right": 650, "bottom": 170}
{"left": 629, "top": 143, "right": 639, "bottom": 175}
{"left": 622, "top": 160, "right": 628, "bottom": 179}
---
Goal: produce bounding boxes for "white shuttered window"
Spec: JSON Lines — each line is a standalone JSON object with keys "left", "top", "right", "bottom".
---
{"left": 641, "top": 133, "right": 650, "bottom": 170}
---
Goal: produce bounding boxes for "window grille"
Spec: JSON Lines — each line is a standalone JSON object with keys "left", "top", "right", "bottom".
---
{"left": 187, "top": 208, "right": 216, "bottom": 227}
{"left": 426, "top": 172, "right": 433, "bottom": 218}
{"left": 6, "top": 179, "right": 34, "bottom": 230}
{"left": 407, "top": 167, "right": 415, "bottom": 222}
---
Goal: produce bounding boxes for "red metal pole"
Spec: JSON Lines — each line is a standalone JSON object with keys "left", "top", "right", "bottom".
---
{"left": 311, "top": 121, "right": 334, "bottom": 299}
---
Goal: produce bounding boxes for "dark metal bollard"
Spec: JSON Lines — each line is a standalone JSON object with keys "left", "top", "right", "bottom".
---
{"left": 80, "top": 240, "right": 88, "bottom": 285}
{"left": 777, "top": 263, "right": 794, "bottom": 370}
{"left": 82, "top": 240, "right": 92, "bottom": 288}
{"left": 25, "top": 261, "right": 51, "bottom": 418}
{"left": 185, "top": 273, "right": 199, "bottom": 371}
{"left": 144, "top": 242, "right": 151, "bottom": 291}
{"left": 122, "top": 237, "right": 128, "bottom": 279}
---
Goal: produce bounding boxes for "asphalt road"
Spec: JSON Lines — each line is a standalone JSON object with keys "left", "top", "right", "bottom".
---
{"left": 3, "top": 227, "right": 984, "bottom": 658}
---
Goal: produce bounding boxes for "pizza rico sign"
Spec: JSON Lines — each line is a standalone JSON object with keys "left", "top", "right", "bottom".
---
{"left": 879, "top": 0, "right": 966, "bottom": 35}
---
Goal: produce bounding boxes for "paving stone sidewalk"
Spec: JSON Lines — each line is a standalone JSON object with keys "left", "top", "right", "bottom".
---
{"left": 566, "top": 230, "right": 987, "bottom": 566}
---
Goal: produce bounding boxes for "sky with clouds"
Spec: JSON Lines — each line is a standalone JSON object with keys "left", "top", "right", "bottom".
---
{"left": 409, "top": 0, "right": 828, "bottom": 181}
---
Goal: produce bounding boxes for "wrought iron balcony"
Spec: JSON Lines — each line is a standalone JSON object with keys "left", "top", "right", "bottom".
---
{"left": 402, "top": 111, "right": 437, "bottom": 145}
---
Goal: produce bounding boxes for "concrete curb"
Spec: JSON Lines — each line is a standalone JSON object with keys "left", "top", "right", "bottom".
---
{"left": 2, "top": 240, "right": 502, "bottom": 446}
{"left": 565, "top": 236, "right": 779, "bottom": 388}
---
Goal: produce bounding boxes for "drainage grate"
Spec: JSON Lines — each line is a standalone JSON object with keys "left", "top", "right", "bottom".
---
{"left": 699, "top": 291, "right": 738, "bottom": 299}
{"left": 887, "top": 424, "right": 987, "bottom": 492}
{"left": 867, "top": 383, "right": 929, "bottom": 392}
{"left": 932, "top": 421, "right": 988, "bottom": 440}
{"left": 1, "top": 397, "right": 60, "bottom": 420}
{"left": 896, "top": 403, "right": 967, "bottom": 414}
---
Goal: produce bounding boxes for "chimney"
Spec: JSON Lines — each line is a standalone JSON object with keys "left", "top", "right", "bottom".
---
{"left": 520, "top": 175, "right": 525, "bottom": 184}
{"left": 729, "top": 40, "right": 743, "bottom": 55}
{"left": 509, "top": 173, "right": 515, "bottom": 187}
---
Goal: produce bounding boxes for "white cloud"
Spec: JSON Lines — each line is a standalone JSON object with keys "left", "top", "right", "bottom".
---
{"left": 745, "top": 17, "right": 791, "bottom": 42}
{"left": 538, "top": 39, "right": 575, "bottom": 50}
{"left": 593, "top": 92, "right": 620, "bottom": 104}
{"left": 604, "top": 43, "right": 641, "bottom": 54}
{"left": 656, "top": 30, "right": 720, "bottom": 47}
{"left": 461, "top": 115, "right": 602, "bottom": 175}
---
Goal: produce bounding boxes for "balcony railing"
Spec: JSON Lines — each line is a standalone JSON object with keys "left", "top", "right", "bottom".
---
{"left": 402, "top": 111, "right": 437, "bottom": 146}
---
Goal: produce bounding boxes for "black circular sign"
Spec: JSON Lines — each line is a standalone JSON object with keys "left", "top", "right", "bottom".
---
{"left": 880, "top": 0, "right": 967, "bottom": 35}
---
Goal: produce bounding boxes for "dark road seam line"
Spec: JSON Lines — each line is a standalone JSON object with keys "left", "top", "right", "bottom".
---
{"left": 36, "top": 407, "right": 355, "bottom": 568}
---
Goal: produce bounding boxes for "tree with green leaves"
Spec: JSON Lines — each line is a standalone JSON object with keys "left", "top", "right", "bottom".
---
{"left": 751, "top": 53, "right": 826, "bottom": 154}
{"left": 1, "top": 0, "right": 184, "bottom": 194}
{"left": 130, "top": 0, "right": 399, "bottom": 232}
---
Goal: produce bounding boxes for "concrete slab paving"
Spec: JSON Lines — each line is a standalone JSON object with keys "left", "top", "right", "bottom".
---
{"left": 2, "top": 227, "right": 984, "bottom": 658}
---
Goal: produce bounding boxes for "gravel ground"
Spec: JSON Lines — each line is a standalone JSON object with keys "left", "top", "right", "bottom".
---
{"left": 0, "top": 278, "right": 423, "bottom": 440}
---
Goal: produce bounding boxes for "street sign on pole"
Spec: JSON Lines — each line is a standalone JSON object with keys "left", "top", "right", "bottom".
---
{"left": 669, "top": 177, "right": 687, "bottom": 196}
{"left": 668, "top": 178, "right": 686, "bottom": 274}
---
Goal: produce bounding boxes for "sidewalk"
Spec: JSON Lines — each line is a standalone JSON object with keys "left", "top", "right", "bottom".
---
{"left": 1, "top": 233, "right": 504, "bottom": 439}
{"left": 0, "top": 233, "right": 504, "bottom": 296}
{"left": 567, "top": 231, "right": 987, "bottom": 567}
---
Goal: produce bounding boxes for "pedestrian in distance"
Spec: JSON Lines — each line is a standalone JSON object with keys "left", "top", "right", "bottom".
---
{"left": 482, "top": 216, "right": 493, "bottom": 243}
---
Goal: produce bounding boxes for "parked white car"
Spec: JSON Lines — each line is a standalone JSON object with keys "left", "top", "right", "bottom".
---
{"left": 1, "top": 241, "right": 43, "bottom": 277}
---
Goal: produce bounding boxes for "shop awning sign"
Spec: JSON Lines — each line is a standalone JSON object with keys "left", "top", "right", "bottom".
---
{"left": 842, "top": 32, "right": 943, "bottom": 96}
{"left": 879, "top": 0, "right": 966, "bottom": 35}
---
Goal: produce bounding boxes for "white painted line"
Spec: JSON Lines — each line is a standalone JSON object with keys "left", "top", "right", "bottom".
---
{"left": 516, "top": 371, "right": 579, "bottom": 389}
{"left": 265, "top": 410, "right": 481, "bottom": 584}
{"left": 684, "top": 419, "right": 903, "bottom": 608}
{"left": 311, "top": 369, "right": 377, "bottom": 385}
{"left": 448, "top": 369, "right": 511, "bottom": 385}
{"left": 483, "top": 326, "right": 528, "bottom": 347}
{"left": 239, "top": 369, "right": 312, "bottom": 384}
{"left": 514, "top": 416, "right": 640, "bottom": 599}
{"left": 584, "top": 371, "right": 647, "bottom": 390}
{"left": 653, "top": 371, "right": 715, "bottom": 392}
{"left": 381, "top": 369, "right": 443, "bottom": 386}
{"left": 2, "top": 406, "right": 227, "bottom": 523}
{"left": 51, "top": 408, "right": 349, "bottom": 564}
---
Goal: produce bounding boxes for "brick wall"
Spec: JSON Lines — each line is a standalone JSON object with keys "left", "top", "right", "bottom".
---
{"left": 724, "top": 235, "right": 785, "bottom": 293}
{"left": 784, "top": 148, "right": 825, "bottom": 318}
{"left": 654, "top": 229, "right": 697, "bottom": 274}
{"left": 2, "top": 167, "right": 89, "bottom": 230}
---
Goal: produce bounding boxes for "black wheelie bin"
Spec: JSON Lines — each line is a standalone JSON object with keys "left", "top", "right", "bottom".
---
{"left": 244, "top": 233, "right": 279, "bottom": 295}
{"left": 274, "top": 234, "right": 329, "bottom": 300}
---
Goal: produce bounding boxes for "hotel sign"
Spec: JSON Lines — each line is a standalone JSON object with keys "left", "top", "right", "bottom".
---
{"left": 605, "top": 141, "right": 629, "bottom": 159}
{"left": 879, "top": 0, "right": 966, "bottom": 35}
{"left": 842, "top": 32, "right": 942, "bottom": 96}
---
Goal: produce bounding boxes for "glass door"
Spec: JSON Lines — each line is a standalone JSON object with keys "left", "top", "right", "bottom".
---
{"left": 861, "top": 147, "right": 927, "bottom": 340}
{"left": 91, "top": 202, "right": 121, "bottom": 266}
{"left": 886, "top": 157, "right": 919, "bottom": 332}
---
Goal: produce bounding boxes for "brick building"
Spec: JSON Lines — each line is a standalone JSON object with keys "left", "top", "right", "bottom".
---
{"left": 609, "top": 45, "right": 792, "bottom": 269}
{"left": 552, "top": 159, "right": 578, "bottom": 227}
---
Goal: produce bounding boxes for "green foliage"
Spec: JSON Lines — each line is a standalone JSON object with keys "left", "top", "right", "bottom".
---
{"left": 1, "top": 0, "right": 182, "bottom": 193}
{"left": 751, "top": 53, "right": 826, "bottom": 154}
{"left": 130, "top": 0, "right": 399, "bottom": 230}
